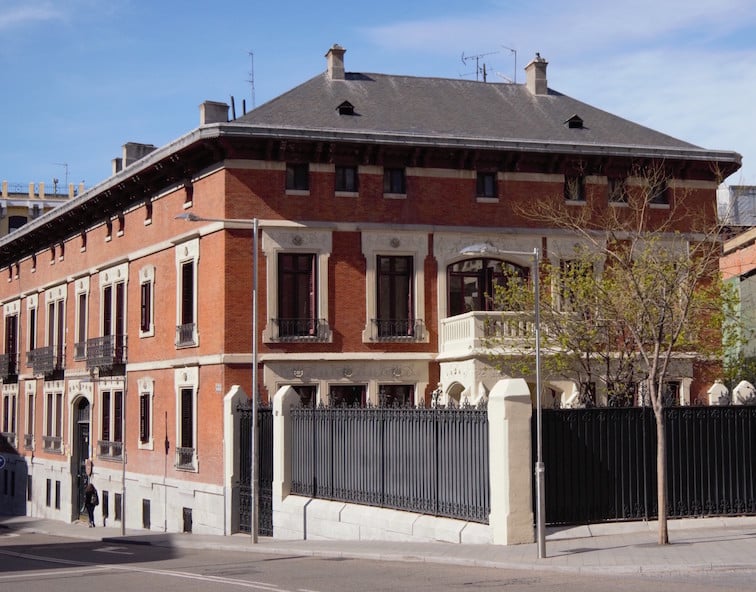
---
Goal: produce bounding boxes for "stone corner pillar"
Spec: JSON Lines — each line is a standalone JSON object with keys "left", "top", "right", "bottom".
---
{"left": 487, "top": 378, "right": 535, "bottom": 545}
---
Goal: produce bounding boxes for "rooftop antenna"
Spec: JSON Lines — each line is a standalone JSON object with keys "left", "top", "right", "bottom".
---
{"left": 54, "top": 162, "right": 69, "bottom": 188}
{"left": 247, "top": 51, "right": 256, "bottom": 108}
{"left": 502, "top": 46, "right": 517, "bottom": 83}
{"left": 461, "top": 50, "right": 499, "bottom": 82}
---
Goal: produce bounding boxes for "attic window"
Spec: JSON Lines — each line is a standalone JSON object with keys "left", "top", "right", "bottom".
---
{"left": 337, "top": 101, "right": 355, "bottom": 116}
{"left": 565, "top": 115, "right": 584, "bottom": 129}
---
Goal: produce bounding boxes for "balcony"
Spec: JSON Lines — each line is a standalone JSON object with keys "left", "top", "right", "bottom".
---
{"left": 370, "top": 318, "right": 425, "bottom": 342}
{"left": 175, "top": 447, "right": 196, "bottom": 470}
{"left": 97, "top": 439, "right": 123, "bottom": 460}
{"left": 42, "top": 435, "right": 62, "bottom": 453}
{"left": 23, "top": 433, "right": 33, "bottom": 450}
{"left": 0, "top": 353, "right": 19, "bottom": 382}
{"left": 30, "top": 346, "right": 64, "bottom": 377}
{"left": 86, "top": 335, "right": 127, "bottom": 371}
{"left": 1, "top": 431, "right": 16, "bottom": 449}
{"left": 271, "top": 318, "right": 329, "bottom": 342}
{"left": 438, "top": 311, "right": 536, "bottom": 358}
{"left": 175, "top": 323, "right": 197, "bottom": 348}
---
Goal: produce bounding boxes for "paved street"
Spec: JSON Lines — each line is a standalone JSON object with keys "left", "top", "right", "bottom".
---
{"left": 5, "top": 516, "right": 756, "bottom": 590}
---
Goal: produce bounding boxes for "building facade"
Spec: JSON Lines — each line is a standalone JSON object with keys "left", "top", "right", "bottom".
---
{"left": 0, "top": 46, "right": 740, "bottom": 534}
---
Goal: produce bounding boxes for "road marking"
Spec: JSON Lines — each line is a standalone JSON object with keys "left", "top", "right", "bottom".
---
{"left": 94, "top": 545, "right": 134, "bottom": 555}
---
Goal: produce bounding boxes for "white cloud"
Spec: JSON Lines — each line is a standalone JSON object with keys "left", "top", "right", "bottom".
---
{"left": 0, "top": 2, "right": 64, "bottom": 31}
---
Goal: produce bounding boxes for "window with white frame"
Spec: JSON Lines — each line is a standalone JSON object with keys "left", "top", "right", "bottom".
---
{"left": 43, "top": 387, "right": 63, "bottom": 453}
{"left": 138, "top": 377, "right": 154, "bottom": 449}
{"left": 74, "top": 277, "right": 89, "bottom": 360}
{"left": 2, "top": 300, "right": 19, "bottom": 379}
{"left": 99, "top": 264, "right": 127, "bottom": 366}
{"left": 175, "top": 239, "right": 199, "bottom": 348}
{"left": 362, "top": 232, "right": 426, "bottom": 342}
{"left": 24, "top": 382, "right": 35, "bottom": 450}
{"left": 44, "top": 285, "right": 66, "bottom": 373}
{"left": 262, "top": 229, "right": 332, "bottom": 343}
{"left": 26, "top": 295, "right": 37, "bottom": 368}
{"left": 98, "top": 382, "right": 123, "bottom": 460}
{"left": 139, "top": 265, "right": 155, "bottom": 337}
{"left": 174, "top": 367, "right": 198, "bottom": 470}
{"left": 1, "top": 387, "right": 17, "bottom": 445}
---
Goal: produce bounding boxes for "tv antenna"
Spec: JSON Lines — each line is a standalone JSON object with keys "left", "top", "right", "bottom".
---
{"left": 501, "top": 46, "right": 517, "bottom": 83}
{"left": 247, "top": 51, "right": 256, "bottom": 108}
{"left": 54, "top": 162, "right": 69, "bottom": 189}
{"left": 461, "top": 50, "right": 499, "bottom": 82}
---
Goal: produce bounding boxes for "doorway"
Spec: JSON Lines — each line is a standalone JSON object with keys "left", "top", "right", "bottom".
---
{"left": 72, "top": 397, "right": 91, "bottom": 520}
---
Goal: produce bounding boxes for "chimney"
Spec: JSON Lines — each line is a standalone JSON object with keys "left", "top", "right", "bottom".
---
{"left": 200, "top": 101, "right": 229, "bottom": 125}
{"left": 325, "top": 44, "right": 346, "bottom": 80}
{"left": 123, "top": 142, "right": 157, "bottom": 167}
{"left": 525, "top": 53, "right": 548, "bottom": 95}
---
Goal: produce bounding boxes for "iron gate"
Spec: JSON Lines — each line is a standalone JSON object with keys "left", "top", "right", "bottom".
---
{"left": 536, "top": 406, "right": 756, "bottom": 526}
{"left": 239, "top": 403, "right": 273, "bottom": 536}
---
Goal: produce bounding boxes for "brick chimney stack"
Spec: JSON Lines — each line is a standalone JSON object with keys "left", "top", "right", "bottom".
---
{"left": 326, "top": 44, "right": 346, "bottom": 81}
{"left": 525, "top": 53, "right": 548, "bottom": 95}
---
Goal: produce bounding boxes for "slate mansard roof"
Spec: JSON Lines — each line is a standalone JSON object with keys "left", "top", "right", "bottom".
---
{"left": 237, "top": 71, "right": 704, "bottom": 157}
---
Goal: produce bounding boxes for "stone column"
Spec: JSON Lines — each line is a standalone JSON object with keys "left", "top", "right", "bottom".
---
{"left": 272, "top": 385, "right": 301, "bottom": 503}
{"left": 487, "top": 378, "right": 535, "bottom": 545}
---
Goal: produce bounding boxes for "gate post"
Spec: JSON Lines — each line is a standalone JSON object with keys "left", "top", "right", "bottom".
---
{"left": 487, "top": 378, "right": 535, "bottom": 545}
{"left": 272, "top": 386, "right": 301, "bottom": 504}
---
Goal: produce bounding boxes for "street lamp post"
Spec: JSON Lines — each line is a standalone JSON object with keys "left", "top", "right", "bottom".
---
{"left": 460, "top": 242, "right": 545, "bottom": 558}
{"left": 176, "top": 212, "right": 259, "bottom": 543}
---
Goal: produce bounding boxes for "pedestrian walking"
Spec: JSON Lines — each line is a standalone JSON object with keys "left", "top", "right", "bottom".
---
{"left": 84, "top": 482, "right": 99, "bottom": 527}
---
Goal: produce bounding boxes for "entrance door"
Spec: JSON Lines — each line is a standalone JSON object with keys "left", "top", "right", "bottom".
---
{"left": 73, "top": 398, "right": 91, "bottom": 519}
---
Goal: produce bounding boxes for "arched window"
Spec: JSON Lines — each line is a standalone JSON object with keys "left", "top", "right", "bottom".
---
{"left": 447, "top": 258, "right": 528, "bottom": 316}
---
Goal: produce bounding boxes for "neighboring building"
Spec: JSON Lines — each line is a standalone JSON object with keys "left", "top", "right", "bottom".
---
{"left": 0, "top": 46, "right": 740, "bottom": 534}
{"left": 718, "top": 184, "right": 756, "bottom": 227}
{"left": 0, "top": 181, "right": 81, "bottom": 236}
{"left": 721, "top": 226, "right": 756, "bottom": 362}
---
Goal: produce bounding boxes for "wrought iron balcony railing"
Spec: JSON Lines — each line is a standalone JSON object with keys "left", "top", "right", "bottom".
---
{"left": 370, "top": 318, "right": 425, "bottom": 341}
{"left": 175, "top": 447, "right": 196, "bottom": 470}
{"left": 42, "top": 435, "right": 62, "bottom": 453}
{"left": 31, "top": 345, "right": 64, "bottom": 376}
{"left": 85, "top": 335, "right": 126, "bottom": 370}
{"left": 97, "top": 439, "right": 123, "bottom": 460}
{"left": 271, "top": 318, "right": 329, "bottom": 342}
{"left": 0, "top": 352, "right": 19, "bottom": 380}
{"left": 175, "top": 323, "right": 197, "bottom": 348}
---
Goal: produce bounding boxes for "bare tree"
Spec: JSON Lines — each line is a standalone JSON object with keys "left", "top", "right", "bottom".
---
{"left": 487, "top": 160, "right": 740, "bottom": 544}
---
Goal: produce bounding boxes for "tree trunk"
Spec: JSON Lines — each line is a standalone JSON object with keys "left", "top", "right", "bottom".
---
{"left": 655, "top": 404, "right": 669, "bottom": 545}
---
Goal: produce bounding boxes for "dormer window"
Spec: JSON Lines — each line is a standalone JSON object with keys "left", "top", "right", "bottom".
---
{"left": 565, "top": 114, "right": 584, "bottom": 129}
{"left": 337, "top": 101, "right": 355, "bottom": 116}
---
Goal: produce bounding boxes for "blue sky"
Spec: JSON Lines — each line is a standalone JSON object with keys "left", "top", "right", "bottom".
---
{"left": 2, "top": 0, "right": 756, "bottom": 191}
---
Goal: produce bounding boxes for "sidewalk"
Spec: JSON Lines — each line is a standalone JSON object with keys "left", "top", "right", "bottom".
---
{"left": 3, "top": 514, "right": 756, "bottom": 575}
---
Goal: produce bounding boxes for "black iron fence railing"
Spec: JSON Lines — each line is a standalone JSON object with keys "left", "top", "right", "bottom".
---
{"left": 291, "top": 405, "right": 490, "bottom": 523}
{"left": 370, "top": 318, "right": 425, "bottom": 341}
{"left": 238, "top": 403, "right": 273, "bottom": 536}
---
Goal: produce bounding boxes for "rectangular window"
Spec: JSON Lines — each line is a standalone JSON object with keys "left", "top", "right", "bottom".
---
{"left": 99, "top": 389, "right": 123, "bottom": 458}
{"left": 608, "top": 177, "right": 628, "bottom": 203}
{"left": 383, "top": 168, "right": 406, "bottom": 194}
{"left": 181, "top": 261, "right": 194, "bottom": 325}
{"left": 564, "top": 175, "right": 586, "bottom": 201}
{"left": 650, "top": 180, "right": 669, "bottom": 205}
{"left": 376, "top": 255, "right": 414, "bottom": 338}
{"left": 177, "top": 387, "right": 195, "bottom": 469}
{"left": 278, "top": 253, "right": 317, "bottom": 338}
{"left": 139, "top": 392, "right": 151, "bottom": 444}
{"left": 44, "top": 391, "right": 63, "bottom": 452}
{"left": 140, "top": 281, "right": 152, "bottom": 333}
{"left": 46, "top": 478, "right": 51, "bottom": 507}
{"left": 335, "top": 165, "right": 358, "bottom": 192}
{"left": 476, "top": 172, "right": 497, "bottom": 198}
{"left": 25, "top": 392, "right": 33, "bottom": 449}
{"left": 286, "top": 163, "right": 309, "bottom": 191}
{"left": 27, "top": 306, "right": 36, "bottom": 354}
{"left": 2, "top": 393, "right": 16, "bottom": 435}
{"left": 75, "top": 292, "right": 87, "bottom": 359}
{"left": 47, "top": 298, "right": 65, "bottom": 370}
{"left": 176, "top": 242, "right": 199, "bottom": 348}
{"left": 4, "top": 313, "right": 18, "bottom": 377}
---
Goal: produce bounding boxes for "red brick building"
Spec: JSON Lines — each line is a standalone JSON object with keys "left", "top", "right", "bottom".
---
{"left": 0, "top": 46, "right": 740, "bottom": 534}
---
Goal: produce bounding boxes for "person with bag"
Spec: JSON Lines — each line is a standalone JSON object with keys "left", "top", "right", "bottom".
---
{"left": 84, "top": 482, "right": 99, "bottom": 527}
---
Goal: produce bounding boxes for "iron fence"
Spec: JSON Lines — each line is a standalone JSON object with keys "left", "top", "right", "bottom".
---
{"left": 290, "top": 404, "right": 490, "bottom": 523}
{"left": 238, "top": 403, "right": 273, "bottom": 536}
